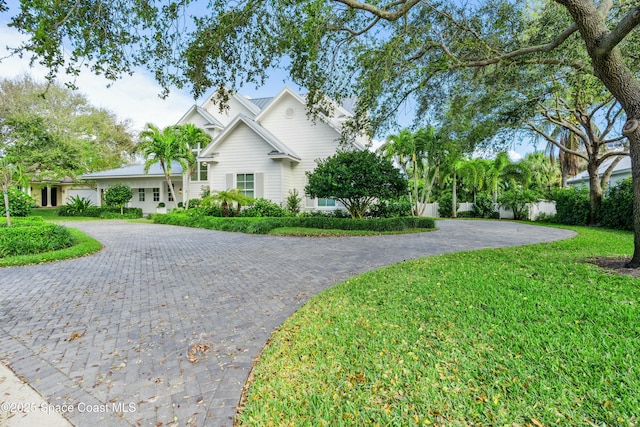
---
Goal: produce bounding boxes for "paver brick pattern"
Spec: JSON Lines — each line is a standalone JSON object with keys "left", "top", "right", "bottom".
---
{"left": 0, "top": 220, "right": 574, "bottom": 426}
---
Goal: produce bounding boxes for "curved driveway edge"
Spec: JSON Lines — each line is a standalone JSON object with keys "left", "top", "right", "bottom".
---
{"left": 0, "top": 220, "right": 575, "bottom": 427}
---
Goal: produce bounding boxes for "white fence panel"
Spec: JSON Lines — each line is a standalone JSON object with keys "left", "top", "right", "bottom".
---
{"left": 418, "top": 200, "right": 556, "bottom": 221}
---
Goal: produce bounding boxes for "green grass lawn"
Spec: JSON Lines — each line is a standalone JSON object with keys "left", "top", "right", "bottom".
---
{"left": 237, "top": 226, "right": 639, "bottom": 426}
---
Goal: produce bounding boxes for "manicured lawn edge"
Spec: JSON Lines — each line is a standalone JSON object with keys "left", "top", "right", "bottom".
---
{"left": 0, "top": 228, "right": 103, "bottom": 267}
{"left": 236, "top": 225, "right": 639, "bottom": 426}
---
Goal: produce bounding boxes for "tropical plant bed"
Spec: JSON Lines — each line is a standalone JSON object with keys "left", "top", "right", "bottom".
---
{"left": 150, "top": 213, "right": 435, "bottom": 234}
{"left": 236, "top": 226, "right": 639, "bottom": 426}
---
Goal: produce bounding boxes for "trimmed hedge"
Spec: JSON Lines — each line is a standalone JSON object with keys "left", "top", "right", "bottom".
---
{"left": 552, "top": 187, "right": 590, "bottom": 226}
{"left": 597, "top": 178, "right": 633, "bottom": 231}
{"left": 0, "top": 223, "right": 76, "bottom": 257}
{"left": 57, "top": 206, "right": 143, "bottom": 218}
{"left": 151, "top": 214, "right": 436, "bottom": 234}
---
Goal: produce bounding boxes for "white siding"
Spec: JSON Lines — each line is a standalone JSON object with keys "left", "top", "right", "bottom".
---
{"left": 67, "top": 189, "right": 98, "bottom": 205}
{"left": 257, "top": 93, "right": 343, "bottom": 207}
{"left": 94, "top": 177, "right": 182, "bottom": 214}
{"left": 208, "top": 123, "right": 284, "bottom": 202}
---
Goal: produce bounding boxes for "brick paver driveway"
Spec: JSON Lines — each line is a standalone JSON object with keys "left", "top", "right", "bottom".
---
{"left": 0, "top": 220, "right": 575, "bottom": 426}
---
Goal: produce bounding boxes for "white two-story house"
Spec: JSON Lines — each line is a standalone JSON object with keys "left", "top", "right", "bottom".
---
{"left": 80, "top": 87, "right": 367, "bottom": 214}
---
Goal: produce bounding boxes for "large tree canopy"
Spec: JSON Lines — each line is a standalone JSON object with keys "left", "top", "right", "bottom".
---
{"left": 4, "top": 0, "right": 640, "bottom": 263}
{"left": 0, "top": 76, "right": 135, "bottom": 179}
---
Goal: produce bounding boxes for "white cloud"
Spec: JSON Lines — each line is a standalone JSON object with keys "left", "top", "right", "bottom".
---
{"left": 0, "top": 26, "right": 195, "bottom": 133}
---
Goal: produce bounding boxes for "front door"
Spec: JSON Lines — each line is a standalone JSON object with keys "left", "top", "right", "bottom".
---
{"left": 51, "top": 187, "right": 57, "bottom": 207}
{"left": 41, "top": 188, "right": 48, "bottom": 207}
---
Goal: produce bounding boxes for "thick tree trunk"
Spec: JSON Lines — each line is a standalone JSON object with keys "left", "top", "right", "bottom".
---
{"left": 624, "top": 120, "right": 640, "bottom": 267}
{"left": 586, "top": 161, "right": 603, "bottom": 225}
{"left": 558, "top": 0, "right": 640, "bottom": 266}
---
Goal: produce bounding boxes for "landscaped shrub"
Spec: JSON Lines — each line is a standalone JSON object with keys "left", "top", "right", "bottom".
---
{"left": 499, "top": 188, "right": 539, "bottom": 220}
{"left": 104, "top": 183, "right": 133, "bottom": 214}
{"left": 57, "top": 206, "right": 142, "bottom": 218}
{"left": 597, "top": 178, "right": 633, "bottom": 231}
{"left": 151, "top": 213, "right": 435, "bottom": 234}
{"left": 241, "top": 198, "right": 289, "bottom": 217}
{"left": 552, "top": 187, "right": 590, "bottom": 226}
{"left": 472, "top": 193, "right": 497, "bottom": 218}
{"left": 0, "top": 223, "right": 76, "bottom": 257}
{"left": 286, "top": 189, "right": 302, "bottom": 215}
{"left": 437, "top": 192, "right": 458, "bottom": 218}
{"left": 367, "top": 198, "right": 412, "bottom": 218}
{"left": 0, "top": 187, "right": 34, "bottom": 217}
{"left": 60, "top": 195, "right": 94, "bottom": 216}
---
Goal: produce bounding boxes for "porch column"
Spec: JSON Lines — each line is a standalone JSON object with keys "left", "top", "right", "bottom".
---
{"left": 46, "top": 186, "right": 52, "bottom": 207}
{"left": 96, "top": 183, "right": 102, "bottom": 207}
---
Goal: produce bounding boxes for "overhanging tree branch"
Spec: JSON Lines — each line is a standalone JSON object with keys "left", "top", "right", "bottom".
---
{"left": 332, "top": 0, "right": 422, "bottom": 21}
{"left": 595, "top": 5, "right": 640, "bottom": 56}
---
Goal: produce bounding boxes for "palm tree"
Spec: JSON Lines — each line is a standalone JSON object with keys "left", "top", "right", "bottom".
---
{"left": 378, "top": 127, "right": 440, "bottom": 216}
{"left": 138, "top": 124, "right": 190, "bottom": 209}
{"left": 521, "top": 151, "right": 560, "bottom": 193}
{"left": 174, "top": 124, "right": 211, "bottom": 209}
{"left": 458, "top": 158, "right": 488, "bottom": 204}
{"left": 204, "top": 189, "right": 254, "bottom": 217}
{"left": 486, "top": 151, "right": 510, "bottom": 204}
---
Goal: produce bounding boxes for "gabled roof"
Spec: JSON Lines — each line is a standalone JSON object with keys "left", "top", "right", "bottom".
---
{"left": 202, "top": 88, "right": 262, "bottom": 117}
{"left": 80, "top": 162, "right": 184, "bottom": 179}
{"left": 254, "top": 87, "right": 307, "bottom": 123}
{"left": 567, "top": 155, "right": 630, "bottom": 184}
{"left": 247, "top": 97, "right": 273, "bottom": 110}
{"left": 199, "top": 114, "right": 301, "bottom": 162}
{"left": 176, "top": 105, "right": 224, "bottom": 129}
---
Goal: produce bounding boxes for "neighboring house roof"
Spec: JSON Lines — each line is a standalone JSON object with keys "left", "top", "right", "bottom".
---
{"left": 199, "top": 114, "right": 301, "bottom": 162}
{"left": 79, "top": 162, "right": 183, "bottom": 179}
{"left": 567, "top": 155, "right": 631, "bottom": 185}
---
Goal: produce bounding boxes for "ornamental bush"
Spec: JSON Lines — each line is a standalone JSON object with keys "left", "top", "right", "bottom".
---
{"left": 437, "top": 192, "right": 458, "bottom": 218}
{"left": 368, "top": 198, "right": 412, "bottom": 218}
{"left": 57, "top": 206, "right": 142, "bottom": 218}
{"left": 0, "top": 187, "right": 34, "bottom": 217}
{"left": 103, "top": 183, "right": 133, "bottom": 214}
{"left": 241, "top": 198, "right": 289, "bottom": 217}
{"left": 472, "top": 193, "right": 497, "bottom": 218}
{"left": 552, "top": 187, "right": 590, "bottom": 226}
{"left": 499, "top": 188, "right": 539, "bottom": 220}
{"left": 597, "top": 178, "right": 633, "bottom": 231}
{"left": 0, "top": 223, "right": 76, "bottom": 257}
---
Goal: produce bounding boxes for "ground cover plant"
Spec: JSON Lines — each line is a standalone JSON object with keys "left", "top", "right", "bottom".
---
{"left": 237, "top": 226, "right": 639, "bottom": 426}
{"left": 0, "top": 219, "right": 76, "bottom": 257}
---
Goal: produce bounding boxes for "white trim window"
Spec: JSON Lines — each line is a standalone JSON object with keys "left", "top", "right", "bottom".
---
{"left": 237, "top": 173, "right": 254, "bottom": 198}
{"left": 317, "top": 198, "right": 336, "bottom": 207}
{"left": 153, "top": 188, "right": 160, "bottom": 202}
{"left": 138, "top": 188, "right": 145, "bottom": 202}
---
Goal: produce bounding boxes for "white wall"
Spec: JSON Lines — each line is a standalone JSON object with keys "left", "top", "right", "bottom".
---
{"left": 208, "top": 123, "right": 285, "bottom": 202}
{"left": 418, "top": 201, "right": 557, "bottom": 220}
{"left": 258, "top": 92, "right": 344, "bottom": 209}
